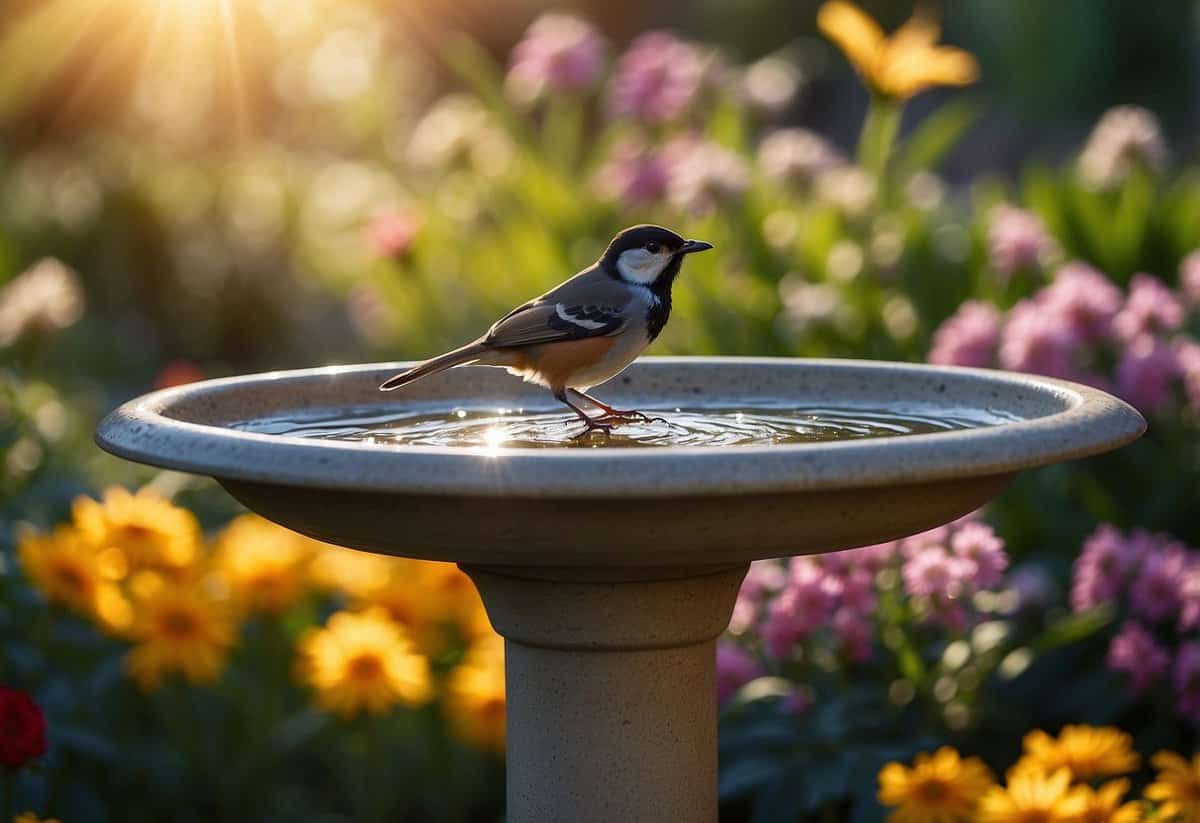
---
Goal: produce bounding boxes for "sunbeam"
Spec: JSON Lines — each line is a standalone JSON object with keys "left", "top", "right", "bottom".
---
{"left": 0, "top": 0, "right": 263, "bottom": 142}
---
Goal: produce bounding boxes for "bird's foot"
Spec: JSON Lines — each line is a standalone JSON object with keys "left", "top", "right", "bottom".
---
{"left": 595, "top": 409, "right": 667, "bottom": 425}
{"left": 570, "top": 418, "right": 614, "bottom": 440}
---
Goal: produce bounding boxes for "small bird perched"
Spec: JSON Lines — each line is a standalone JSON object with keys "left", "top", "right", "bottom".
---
{"left": 379, "top": 224, "right": 713, "bottom": 437}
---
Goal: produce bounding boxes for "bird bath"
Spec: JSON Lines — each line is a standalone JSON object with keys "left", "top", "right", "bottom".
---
{"left": 96, "top": 357, "right": 1144, "bottom": 823}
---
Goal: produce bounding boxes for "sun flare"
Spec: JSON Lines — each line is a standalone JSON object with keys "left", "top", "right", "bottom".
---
{"left": 0, "top": 0, "right": 264, "bottom": 139}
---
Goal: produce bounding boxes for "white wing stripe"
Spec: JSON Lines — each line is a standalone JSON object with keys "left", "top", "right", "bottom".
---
{"left": 555, "top": 303, "right": 608, "bottom": 330}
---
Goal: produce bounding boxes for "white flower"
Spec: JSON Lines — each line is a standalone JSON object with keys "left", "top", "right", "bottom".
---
{"left": 1078, "top": 105, "right": 1167, "bottom": 188}
{"left": 0, "top": 258, "right": 84, "bottom": 347}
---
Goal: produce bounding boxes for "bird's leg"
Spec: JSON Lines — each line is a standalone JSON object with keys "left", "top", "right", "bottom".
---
{"left": 554, "top": 389, "right": 612, "bottom": 439}
{"left": 571, "top": 389, "right": 666, "bottom": 424}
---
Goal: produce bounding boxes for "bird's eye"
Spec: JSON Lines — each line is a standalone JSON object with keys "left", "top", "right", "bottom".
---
{"left": 644, "top": 241, "right": 661, "bottom": 253}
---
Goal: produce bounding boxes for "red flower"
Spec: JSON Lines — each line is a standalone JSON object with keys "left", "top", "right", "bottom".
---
{"left": 153, "top": 360, "right": 205, "bottom": 390}
{"left": 0, "top": 686, "right": 48, "bottom": 769}
{"left": 364, "top": 209, "right": 420, "bottom": 259}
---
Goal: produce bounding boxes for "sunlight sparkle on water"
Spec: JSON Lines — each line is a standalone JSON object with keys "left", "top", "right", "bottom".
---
{"left": 239, "top": 403, "right": 1025, "bottom": 450}
{"left": 481, "top": 426, "right": 509, "bottom": 454}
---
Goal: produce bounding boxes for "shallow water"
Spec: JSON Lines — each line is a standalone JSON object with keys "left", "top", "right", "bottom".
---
{"left": 237, "top": 402, "right": 1021, "bottom": 449}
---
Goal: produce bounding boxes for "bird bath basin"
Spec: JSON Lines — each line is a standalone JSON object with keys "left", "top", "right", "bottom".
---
{"left": 96, "top": 357, "right": 1144, "bottom": 823}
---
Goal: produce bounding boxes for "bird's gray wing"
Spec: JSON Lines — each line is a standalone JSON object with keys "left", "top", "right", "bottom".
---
{"left": 483, "top": 268, "right": 635, "bottom": 348}
{"left": 483, "top": 301, "right": 628, "bottom": 348}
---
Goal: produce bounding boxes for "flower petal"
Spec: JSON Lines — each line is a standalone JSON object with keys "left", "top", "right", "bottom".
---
{"left": 817, "top": 0, "right": 886, "bottom": 78}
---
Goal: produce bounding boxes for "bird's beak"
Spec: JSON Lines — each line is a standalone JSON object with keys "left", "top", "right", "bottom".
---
{"left": 677, "top": 239, "right": 714, "bottom": 255}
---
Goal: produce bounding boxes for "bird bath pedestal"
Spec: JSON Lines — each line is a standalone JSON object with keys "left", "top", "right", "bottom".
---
{"left": 96, "top": 358, "right": 1144, "bottom": 823}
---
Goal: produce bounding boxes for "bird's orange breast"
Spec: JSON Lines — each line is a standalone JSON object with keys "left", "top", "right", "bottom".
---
{"left": 517, "top": 337, "right": 619, "bottom": 388}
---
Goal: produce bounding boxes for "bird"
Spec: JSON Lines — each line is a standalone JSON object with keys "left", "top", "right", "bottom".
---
{"left": 379, "top": 224, "right": 713, "bottom": 437}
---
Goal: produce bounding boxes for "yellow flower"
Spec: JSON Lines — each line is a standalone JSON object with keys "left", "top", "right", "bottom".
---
{"left": 878, "top": 746, "right": 995, "bottom": 822}
{"left": 1020, "top": 726, "right": 1140, "bottom": 781}
{"left": 817, "top": 1, "right": 979, "bottom": 99}
{"left": 979, "top": 767, "right": 1088, "bottom": 823}
{"left": 17, "top": 525, "right": 132, "bottom": 632}
{"left": 444, "top": 634, "right": 506, "bottom": 752}
{"left": 296, "top": 609, "right": 431, "bottom": 718}
{"left": 73, "top": 487, "right": 200, "bottom": 573}
{"left": 1147, "top": 751, "right": 1200, "bottom": 823}
{"left": 1074, "top": 779, "right": 1143, "bottom": 823}
{"left": 350, "top": 559, "right": 491, "bottom": 655}
{"left": 307, "top": 545, "right": 396, "bottom": 598}
{"left": 19, "top": 525, "right": 107, "bottom": 612}
{"left": 126, "top": 583, "right": 237, "bottom": 691}
{"left": 15, "top": 813, "right": 62, "bottom": 823}
{"left": 213, "top": 514, "right": 314, "bottom": 614}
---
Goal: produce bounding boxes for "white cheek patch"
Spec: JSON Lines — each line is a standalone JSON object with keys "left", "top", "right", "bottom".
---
{"left": 617, "top": 249, "right": 671, "bottom": 285}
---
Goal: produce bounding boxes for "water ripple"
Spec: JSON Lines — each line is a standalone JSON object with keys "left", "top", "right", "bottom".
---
{"left": 238, "top": 403, "right": 1021, "bottom": 450}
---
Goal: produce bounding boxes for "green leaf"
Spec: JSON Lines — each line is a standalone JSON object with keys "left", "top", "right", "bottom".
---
{"left": 1030, "top": 604, "right": 1114, "bottom": 652}
{"left": 895, "top": 100, "right": 980, "bottom": 178}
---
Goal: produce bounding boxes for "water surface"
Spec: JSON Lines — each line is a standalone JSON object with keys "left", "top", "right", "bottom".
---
{"left": 237, "top": 402, "right": 1021, "bottom": 449}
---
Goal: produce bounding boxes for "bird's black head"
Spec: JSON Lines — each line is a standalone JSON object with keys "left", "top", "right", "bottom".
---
{"left": 599, "top": 224, "right": 713, "bottom": 288}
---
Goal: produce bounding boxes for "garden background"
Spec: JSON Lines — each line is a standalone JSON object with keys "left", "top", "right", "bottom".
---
{"left": 2, "top": 0, "right": 1199, "bottom": 821}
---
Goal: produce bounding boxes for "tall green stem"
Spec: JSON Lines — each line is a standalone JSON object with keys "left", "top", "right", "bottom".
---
{"left": 857, "top": 94, "right": 903, "bottom": 183}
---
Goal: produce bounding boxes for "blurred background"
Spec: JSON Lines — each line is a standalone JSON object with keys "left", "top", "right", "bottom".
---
{"left": 2, "top": 1, "right": 1199, "bottom": 821}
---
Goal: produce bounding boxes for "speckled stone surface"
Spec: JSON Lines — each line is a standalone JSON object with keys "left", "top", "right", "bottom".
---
{"left": 465, "top": 565, "right": 745, "bottom": 823}
{"left": 94, "top": 356, "right": 1146, "bottom": 823}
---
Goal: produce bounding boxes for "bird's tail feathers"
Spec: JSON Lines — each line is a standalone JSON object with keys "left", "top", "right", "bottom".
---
{"left": 379, "top": 342, "right": 489, "bottom": 391}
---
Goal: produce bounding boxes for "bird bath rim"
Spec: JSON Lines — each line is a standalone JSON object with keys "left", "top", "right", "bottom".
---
{"left": 95, "top": 357, "right": 1145, "bottom": 500}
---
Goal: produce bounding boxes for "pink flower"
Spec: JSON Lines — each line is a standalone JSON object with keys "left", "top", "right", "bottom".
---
{"left": 1115, "top": 335, "right": 1181, "bottom": 412}
{"left": 1129, "top": 543, "right": 1189, "bottom": 622}
{"left": 760, "top": 601, "right": 800, "bottom": 660}
{"left": 837, "top": 568, "right": 878, "bottom": 614}
{"left": 365, "top": 209, "right": 420, "bottom": 258}
{"left": 507, "top": 13, "right": 606, "bottom": 103}
{"left": 730, "top": 560, "right": 786, "bottom": 634}
{"left": 825, "top": 542, "right": 895, "bottom": 575}
{"left": 927, "top": 597, "right": 969, "bottom": 632}
{"left": 902, "top": 547, "right": 967, "bottom": 599}
{"left": 716, "top": 641, "right": 763, "bottom": 704}
{"left": 1175, "top": 642, "right": 1200, "bottom": 723}
{"left": 666, "top": 136, "right": 749, "bottom": 213}
{"left": 1070, "top": 524, "right": 1142, "bottom": 611}
{"left": 928, "top": 301, "right": 1002, "bottom": 368}
{"left": 1039, "top": 262, "right": 1123, "bottom": 343}
{"left": 760, "top": 559, "right": 836, "bottom": 659}
{"left": 950, "top": 522, "right": 1008, "bottom": 591}
{"left": 999, "top": 298, "right": 1080, "bottom": 379}
{"left": 988, "top": 206, "right": 1054, "bottom": 276}
{"left": 1114, "top": 273, "right": 1184, "bottom": 341}
{"left": 757, "top": 128, "right": 845, "bottom": 185}
{"left": 833, "top": 608, "right": 873, "bottom": 663}
{"left": 1181, "top": 251, "right": 1200, "bottom": 307}
{"left": 1107, "top": 620, "right": 1169, "bottom": 692}
{"left": 1177, "top": 339, "right": 1200, "bottom": 413}
{"left": 607, "top": 31, "right": 707, "bottom": 123}
{"left": 1180, "top": 565, "right": 1200, "bottom": 632}
{"left": 899, "top": 525, "right": 951, "bottom": 559}
{"left": 594, "top": 138, "right": 673, "bottom": 205}
{"left": 741, "top": 560, "right": 787, "bottom": 601}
